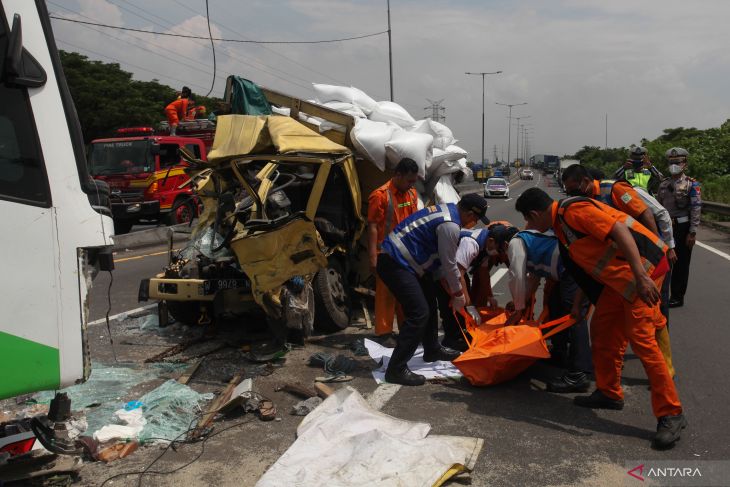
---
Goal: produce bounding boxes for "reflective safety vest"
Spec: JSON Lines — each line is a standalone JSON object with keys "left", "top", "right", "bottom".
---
{"left": 626, "top": 169, "right": 652, "bottom": 191}
{"left": 382, "top": 203, "right": 462, "bottom": 276}
{"left": 514, "top": 230, "right": 563, "bottom": 281}
{"left": 555, "top": 197, "right": 668, "bottom": 302}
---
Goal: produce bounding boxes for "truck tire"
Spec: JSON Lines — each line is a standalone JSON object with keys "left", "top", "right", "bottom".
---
{"left": 113, "top": 219, "right": 134, "bottom": 235}
{"left": 166, "top": 197, "right": 195, "bottom": 226}
{"left": 313, "top": 259, "right": 351, "bottom": 333}
{"left": 167, "top": 300, "right": 203, "bottom": 326}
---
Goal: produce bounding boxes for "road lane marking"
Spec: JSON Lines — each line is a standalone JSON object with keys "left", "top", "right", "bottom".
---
{"left": 115, "top": 249, "right": 179, "bottom": 263}
{"left": 367, "top": 383, "right": 402, "bottom": 410}
{"left": 491, "top": 268, "right": 509, "bottom": 287}
{"left": 696, "top": 241, "right": 730, "bottom": 262}
{"left": 88, "top": 304, "right": 158, "bottom": 326}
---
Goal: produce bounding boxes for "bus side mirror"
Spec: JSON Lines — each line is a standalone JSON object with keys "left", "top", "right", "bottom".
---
{"left": 4, "top": 14, "right": 47, "bottom": 88}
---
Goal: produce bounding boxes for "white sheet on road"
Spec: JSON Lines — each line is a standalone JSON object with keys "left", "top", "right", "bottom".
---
{"left": 255, "top": 387, "right": 483, "bottom": 487}
{"left": 364, "top": 338, "right": 462, "bottom": 384}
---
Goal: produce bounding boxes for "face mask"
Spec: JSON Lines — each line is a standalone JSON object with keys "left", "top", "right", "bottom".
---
{"left": 669, "top": 164, "right": 684, "bottom": 175}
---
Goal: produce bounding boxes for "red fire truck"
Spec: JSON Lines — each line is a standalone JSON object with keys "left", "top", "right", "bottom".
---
{"left": 88, "top": 120, "right": 215, "bottom": 234}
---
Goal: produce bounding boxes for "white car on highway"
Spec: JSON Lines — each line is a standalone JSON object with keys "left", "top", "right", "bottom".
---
{"left": 484, "top": 177, "right": 510, "bottom": 198}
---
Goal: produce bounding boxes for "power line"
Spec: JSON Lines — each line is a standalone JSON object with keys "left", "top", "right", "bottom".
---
{"left": 424, "top": 99, "right": 445, "bottom": 123}
{"left": 50, "top": 15, "right": 388, "bottom": 44}
{"left": 203, "top": 0, "right": 215, "bottom": 96}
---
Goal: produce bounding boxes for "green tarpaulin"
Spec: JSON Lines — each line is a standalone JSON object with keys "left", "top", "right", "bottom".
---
{"left": 229, "top": 76, "right": 272, "bottom": 115}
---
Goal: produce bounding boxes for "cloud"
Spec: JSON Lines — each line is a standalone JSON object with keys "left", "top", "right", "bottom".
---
{"left": 50, "top": 0, "right": 730, "bottom": 159}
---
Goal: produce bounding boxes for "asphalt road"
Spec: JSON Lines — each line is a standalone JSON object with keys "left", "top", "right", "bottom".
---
{"left": 80, "top": 173, "right": 730, "bottom": 486}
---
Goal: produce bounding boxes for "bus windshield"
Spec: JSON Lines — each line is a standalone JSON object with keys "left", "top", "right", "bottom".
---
{"left": 88, "top": 140, "right": 152, "bottom": 175}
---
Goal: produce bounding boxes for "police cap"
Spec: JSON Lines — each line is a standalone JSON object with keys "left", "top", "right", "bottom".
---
{"left": 665, "top": 147, "right": 689, "bottom": 159}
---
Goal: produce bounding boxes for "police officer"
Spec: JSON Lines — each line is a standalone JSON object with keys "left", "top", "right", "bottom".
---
{"left": 613, "top": 146, "right": 664, "bottom": 195}
{"left": 657, "top": 148, "right": 702, "bottom": 308}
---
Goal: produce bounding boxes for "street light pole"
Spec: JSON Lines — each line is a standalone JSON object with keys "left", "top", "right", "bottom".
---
{"left": 514, "top": 115, "right": 530, "bottom": 164}
{"left": 387, "top": 0, "right": 394, "bottom": 101}
{"left": 495, "top": 101, "right": 527, "bottom": 165}
{"left": 465, "top": 70, "right": 502, "bottom": 166}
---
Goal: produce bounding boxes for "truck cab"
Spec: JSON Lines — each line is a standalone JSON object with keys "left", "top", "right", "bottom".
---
{"left": 89, "top": 120, "right": 214, "bottom": 234}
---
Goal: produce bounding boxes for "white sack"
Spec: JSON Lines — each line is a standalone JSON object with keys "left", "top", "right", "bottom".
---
{"left": 369, "top": 101, "right": 417, "bottom": 128}
{"left": 410, "top": 119, "right": 456, "bottom": 150}
{"left": 322, "top": 101, "right": 366, "bottom": 119}
{"left": 434, "top": 175, "right": 461, "bottom": 204}
{"left": 384, "top": 130, "right": 433, "bottom": 179}
{"left": 350, "top": 86, "right": 378, "bottom": 115}
{"left": 271, "top": 106, "right": 291, "bottom": 116}
{"left": 255, "top": 387, "right": 483, "bottom": 487}
{"left": 350, "top": 119, "right": 400, "bottom": 171}
{"left": 93, "top": 408, "right": 146, "bottom": 443}
{"left": 313, "top": 83, "right": 355, "bottom": 104}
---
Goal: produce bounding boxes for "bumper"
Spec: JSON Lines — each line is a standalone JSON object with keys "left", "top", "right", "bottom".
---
{"left": 140, "top": 277, "right": 253, "bottom": 302}
{"left": 112, "top": 200, "right": 160, "bottom": 219}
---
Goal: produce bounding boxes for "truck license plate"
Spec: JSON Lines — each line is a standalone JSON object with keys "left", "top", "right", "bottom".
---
{"left": 202, "top": 279, "right": 249, "bottom": 295}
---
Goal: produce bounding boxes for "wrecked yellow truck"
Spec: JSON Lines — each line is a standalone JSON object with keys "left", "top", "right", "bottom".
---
{"left": 139, "top": 80, "right": 385, "bottom": 348}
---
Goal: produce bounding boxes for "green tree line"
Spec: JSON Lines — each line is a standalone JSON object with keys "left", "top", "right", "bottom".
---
{"left": 566, "top": 120, "right": 730, "bottom": 203}
{"left": 60, "top": 50, "right": 220, "bottom": 143}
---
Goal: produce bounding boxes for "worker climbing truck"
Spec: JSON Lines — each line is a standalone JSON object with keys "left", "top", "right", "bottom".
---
{"left": 88, "top": 120, "right": 214, "bottom": 234}
{"left": 0, "top": 0, "right": 114, "bottom": 460}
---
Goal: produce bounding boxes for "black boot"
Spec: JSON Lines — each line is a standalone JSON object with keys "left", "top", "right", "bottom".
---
{"left": 546, "top": 371, "right": 591, "bottom": 393}
{"left": 653, "top": 414, "right": 688, "bottom": 449}
{"left": 668, "top": 297, "right": 684, "bottom": 308}
{"left": 385, "top": 367, "right": 426, "bottom": 386}
{"left": 442, "top": 336, "right": 469, "bottom": 352}
{"left": 423, "top": 346, "right": 461, "bottom": 363}
{"left": 574, "top": 389, "right": 624, "bottom": 410}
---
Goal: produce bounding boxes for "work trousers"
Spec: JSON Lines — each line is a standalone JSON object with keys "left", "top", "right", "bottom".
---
{"left": 548, "top": 274, "right": 593, "bottom": 375}
{"left": 377, "top": 253, "right": 440, "bottom": 373}
{"left": 670, "top": 221, "right": 694, "bottom": 300}
{"left": 436, "top": 274, "right": 472, "bottom": 346}
{"left": 374, "top": 274, "right": 403, "bottom": 336}
{"left": 591, "top": 281, "right": 682, "bottom": 418}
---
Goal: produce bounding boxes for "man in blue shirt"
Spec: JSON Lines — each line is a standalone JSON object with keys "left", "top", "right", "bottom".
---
{"left": 378, "top": 194, "right": 490, "bottom": 386}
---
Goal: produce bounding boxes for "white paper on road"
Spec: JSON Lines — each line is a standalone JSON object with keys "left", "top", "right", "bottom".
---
{"left": 255, "top": 387, "right": 483, "bottom": 487}
{"left": 364, "top": 338, "right": 462, "bottom": 384}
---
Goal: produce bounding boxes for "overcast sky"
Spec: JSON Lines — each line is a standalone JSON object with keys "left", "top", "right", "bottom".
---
{"left": 49, "top": 0, "right": 730, "bottom": 162}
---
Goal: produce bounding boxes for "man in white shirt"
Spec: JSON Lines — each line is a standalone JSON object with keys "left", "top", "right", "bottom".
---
{"left": 505, "top": 228, "right": 593, "bottom": 393}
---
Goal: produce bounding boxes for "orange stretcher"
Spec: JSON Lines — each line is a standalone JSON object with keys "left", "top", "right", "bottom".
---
{"left": 452, "top": 308, "right": 575, "bottom": 386}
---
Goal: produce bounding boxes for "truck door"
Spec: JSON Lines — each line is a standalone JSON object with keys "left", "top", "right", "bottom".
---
{"left": 0, "top": 0, "right": 113, "bottom": 399}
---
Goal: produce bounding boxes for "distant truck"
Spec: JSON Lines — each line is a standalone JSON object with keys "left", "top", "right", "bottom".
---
{"left": 530, "top": 154, "right": 559, "bottom": 174}
{"left": 88, "top": 120, "right": 215, "bottom": 234}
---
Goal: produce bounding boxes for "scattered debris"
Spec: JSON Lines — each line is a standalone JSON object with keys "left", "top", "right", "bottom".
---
{"left": 219, "top": 379, "right": 253, "bottom": 414}
{"left": 137, "top": 380, "right": 213, "bottom": 443}
{"left": 315, "top": 375, "right": 353, "bottom": 383}
{"left": 274, "top": 383, "right": 317, "bottom": 399}
{"left": 257, "top": 400, "right": 277, "bottom": 422}
{"left": 290, "top": 397, "right": 322, "bottom": 416}
{"left": 144, "top": 335, "right": 209, "bottom": 363}
{"left": 189, "top": 374, "right": 242, "bottom": 440}
{"left": 348, "top": 338, "right": 369, "bottom": 356}
{"left": 93, "top": 408, "right": 145, "bottom": 443}
{"left": 307, "top": 352, "right": 357, "bottom": 379}
{"left": 97, "top": 441, "right": 139, "bottom": 463}
{"left": 313, "top": 382, "right": 335, "bottom": 399}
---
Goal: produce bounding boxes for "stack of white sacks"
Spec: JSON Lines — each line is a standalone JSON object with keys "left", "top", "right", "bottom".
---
{"left": 270, "top": 83, "right": 470, "bottom": 204}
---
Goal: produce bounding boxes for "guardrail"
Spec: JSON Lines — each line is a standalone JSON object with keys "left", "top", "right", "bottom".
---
{"left": 703, "top": 201, "right": 730, "bottom": 217}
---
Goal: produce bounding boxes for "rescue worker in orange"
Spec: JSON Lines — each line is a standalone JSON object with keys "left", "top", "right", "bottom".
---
{"left": 515, "top": 188, "right": 686, "bottom": 449}
{"left": 561, "top": 164, "right": 675, "bottom": 378}
{"left": 367, "top": 158, "right": 420, "bottom": 347}
{"left": 165, "top": 86, "right": 191, "bottom": 135}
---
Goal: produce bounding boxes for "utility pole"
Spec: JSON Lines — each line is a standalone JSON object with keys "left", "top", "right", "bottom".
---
{"left": 424, "top": 99, "right": 446, "bottom": 122}
{"left": 493, "top": 145, "right": 498, "bottom": 166}
{"left": 496, "top": 101, "right": 527, "bottom": 165}
{"left": 465, "top": 70, "right": 502, "bottom": 165}
{"left": 514, "top": 115, "right": 531, "bottom": 164}
{"left": 387, "top": 0, "right": 394, "bottom": 101}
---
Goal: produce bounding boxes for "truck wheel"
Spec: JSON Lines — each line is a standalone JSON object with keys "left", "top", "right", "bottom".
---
{"left": 114, "top": 219, "right": 134, "bottom": 234}
{"left": 313, "top": 259, "right": 351, "bottom": 332}
{"left": 167, "top": 300, "right": 203, "bottom": 326}
{"left": 167, "top": 197, "right": 195, "bottom": 226}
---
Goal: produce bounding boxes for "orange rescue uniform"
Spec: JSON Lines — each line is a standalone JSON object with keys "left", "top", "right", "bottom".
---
{"left": 368, "top": 181, "right": 418, "bottom": 335}
{"left": 552, "top": 199, "right": 682, "bottom": 419}
{"left": 165, "top": 98, "right": 189, "bottom": 127}
{"left": 591, "top": 179, "right": 675, "bottom": 377}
